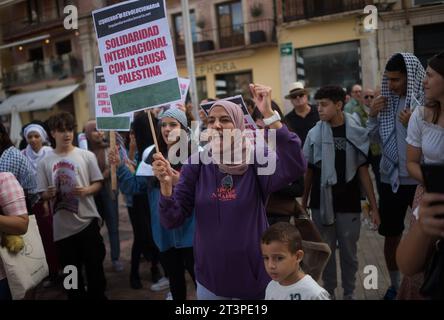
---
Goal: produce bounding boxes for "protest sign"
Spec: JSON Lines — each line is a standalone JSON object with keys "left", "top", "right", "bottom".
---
{"left": 200, "top": 95, "right": 258, "bottom": 144}
{"left": 176, "top": 77, "right": 191, "bottom": 105}
{"left": 92, "top": 0, "right": 181, "bottom": 115}
{"left": 94, "top": 66, "right": 132, "bottom": 130}
{"left": 136, "top": 161, "right": 154, "bottom": 176}
{"left": 157, "top": 77, "right": 191, "bottom": 112}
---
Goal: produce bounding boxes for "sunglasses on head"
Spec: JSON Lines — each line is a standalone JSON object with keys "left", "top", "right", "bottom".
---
{"left": 364, "top": 95, "right": 374, "bottom": 99}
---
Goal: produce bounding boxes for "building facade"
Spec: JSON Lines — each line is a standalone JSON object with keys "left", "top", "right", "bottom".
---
{"left": 275, "top": 0, "right": 378, "bottom": 112}
{"left": 1, "top": 0, "right": 443, "bottom": 135}
{"left": 0, "top": 0, "right": 123, "bottom": 141}
{"left": 377, "top": 0, "right": 444, "bottom": 70}
{"left": 166, "top": 0, "right": 281, "bottom": 105}
{"left": 275, "top": 0, "right": 444, "bottom": 112}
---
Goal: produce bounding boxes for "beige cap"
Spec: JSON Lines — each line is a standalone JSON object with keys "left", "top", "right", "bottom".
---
{"left": 285, "top": 81, "right": 308, "bottom": 99}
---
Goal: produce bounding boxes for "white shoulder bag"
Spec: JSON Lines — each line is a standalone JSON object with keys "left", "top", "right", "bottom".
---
{"left": 0, "top": 215, "right": 49, "bottom": 299}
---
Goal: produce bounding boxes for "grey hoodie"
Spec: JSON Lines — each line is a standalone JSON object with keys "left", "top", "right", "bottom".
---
{"left": 304, "top": 113, "right": 369, "bottom": 225}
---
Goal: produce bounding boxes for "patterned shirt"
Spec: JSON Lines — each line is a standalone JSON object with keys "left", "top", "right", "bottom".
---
{"left": 0, "top": 172, "right": 28, "bottom": 280}
{"left": 0, "top": 146, "right": 39, "bottom": 208}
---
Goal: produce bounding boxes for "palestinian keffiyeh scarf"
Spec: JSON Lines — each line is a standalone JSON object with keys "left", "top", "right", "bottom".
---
{"left": 379, "top": 53, "right": 425, "bottom": 192}
{"left": 0, "top": 146, "right": 39, "bottom": 208}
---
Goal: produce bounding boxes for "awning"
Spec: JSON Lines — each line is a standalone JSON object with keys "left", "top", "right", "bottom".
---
{"left": 0, "top": 0, "right": 26, "bottom": 9}
{"left": 0, "top": 84, "right": 79, "bottom": 115}
{"left": 0, "top": 34, "right": 51, "bottom": 51}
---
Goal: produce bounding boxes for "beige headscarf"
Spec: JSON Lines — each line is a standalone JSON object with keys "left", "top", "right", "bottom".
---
{"left": 208, "top": 100, "right": 249, "bottom": 175}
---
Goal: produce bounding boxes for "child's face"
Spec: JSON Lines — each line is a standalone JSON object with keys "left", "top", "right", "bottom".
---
{"left": 51, "top": 128, "right": 74, "bottom": 149}
{"left": 317, "top": 98, "right": 342, "bottom": 122}
{"left": 261, "top": 240, "right": 304, "bottom": 286}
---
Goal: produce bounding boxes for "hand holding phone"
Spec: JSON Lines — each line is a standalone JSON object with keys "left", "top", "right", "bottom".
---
{"left": 421, "top": 164, "right": 444, "bottom": 219}
{"left": 417, "top": 192, "right": 444, "bottom": 236}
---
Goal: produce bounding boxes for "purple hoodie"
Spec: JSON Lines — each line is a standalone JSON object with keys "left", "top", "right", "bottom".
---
{"left": 159, "top": 125, "right": 306, "bottom": 299}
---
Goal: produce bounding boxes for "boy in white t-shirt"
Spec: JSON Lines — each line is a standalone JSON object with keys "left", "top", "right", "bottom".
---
{"left": 261, "top": 222, "right": 330, "bottom": 300}
{"left": 37, "top": 112, "right": 107, "bottom": 300}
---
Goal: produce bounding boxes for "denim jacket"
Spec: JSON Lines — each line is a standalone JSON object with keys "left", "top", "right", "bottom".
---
{"left": 117, "top": 164, "right": 195, "bottom": 252}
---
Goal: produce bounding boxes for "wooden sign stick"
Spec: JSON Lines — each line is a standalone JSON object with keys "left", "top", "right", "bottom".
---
{"left": 146, "top": 109, "right": 173, "bottom": 183}
{"left": 146, "top": 110, "right": 160, "bottom": 153}
{"left": 109, "top": 130, "right": 117, "bottom": 192}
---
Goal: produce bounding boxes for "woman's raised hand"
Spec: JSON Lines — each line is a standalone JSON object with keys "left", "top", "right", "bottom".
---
{"left": 249, "top": 83, "right": 273, "bottom": 118}
{"left": 152, "top": 152, "right": 173, "bottom": 184}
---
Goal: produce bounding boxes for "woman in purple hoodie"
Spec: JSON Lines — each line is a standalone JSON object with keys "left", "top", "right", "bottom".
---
{"left": 152, "top": 84, "right": 307, "bottom": 299}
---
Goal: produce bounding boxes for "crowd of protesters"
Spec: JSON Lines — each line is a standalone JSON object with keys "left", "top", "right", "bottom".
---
{"left": 0, "top": 51, "right": 443, "bottom": 301}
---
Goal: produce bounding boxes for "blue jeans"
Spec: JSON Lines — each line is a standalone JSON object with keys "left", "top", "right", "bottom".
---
{"left": 0, "top": 278, "right": 12, "bottom": 300}
{"left": 95, "top": 187, "right": 120, "bottom": 262}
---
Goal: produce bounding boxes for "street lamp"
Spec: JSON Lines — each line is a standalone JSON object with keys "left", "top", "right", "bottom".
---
{"left": 181, "top": 0, "right": 199, "bottom": 121}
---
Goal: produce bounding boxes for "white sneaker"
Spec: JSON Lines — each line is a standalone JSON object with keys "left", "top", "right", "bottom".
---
{"left": 165, "top": 291, "right": 173, "bottom": 300}
{"left": 150, "top": 277, "right": 169, "bottom": 292}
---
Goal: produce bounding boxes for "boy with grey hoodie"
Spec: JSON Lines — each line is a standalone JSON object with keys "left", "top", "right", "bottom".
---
{"left": 302, "top": 85, "right": 380, "bottom": 300}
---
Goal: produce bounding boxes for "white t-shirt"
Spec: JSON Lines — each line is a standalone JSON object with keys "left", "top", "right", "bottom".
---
{"left": 406, "top": 106, "right": 444, "bottom": 165}
{"left": 407, "top": 106, "right": 444, "bottom": 222}
{"left": 265, "top": 275, "right": 330, "bottom": 300}
{"left": 37, "top": 147, "right": 103, "bottom": 241}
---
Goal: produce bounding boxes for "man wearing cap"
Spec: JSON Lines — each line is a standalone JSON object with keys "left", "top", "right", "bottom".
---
{"left": 284, "top": 82, "right": 319, "bottom": 144}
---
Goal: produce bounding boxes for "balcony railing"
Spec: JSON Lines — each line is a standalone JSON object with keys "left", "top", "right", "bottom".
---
{"left": 2, "top": 54, "right": 83, "bottom": 88}
{"left": 1, "top": 4, "right": 66, "bottom": 38}
{"left": 283, "top": 0, "right": 372, "bottom": 22}
{"left": 174, "top": 19, "right": 276, "bottom": 56}
{"left": 2, "top": 16, "right": 64, "bottom": 39}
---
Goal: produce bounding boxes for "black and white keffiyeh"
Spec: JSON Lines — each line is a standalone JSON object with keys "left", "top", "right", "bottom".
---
{"left": 0, "top": 146, "right": 39, "bottom": 207}
{"left": 379, "top": 52, "right": 425, "bottom": 192}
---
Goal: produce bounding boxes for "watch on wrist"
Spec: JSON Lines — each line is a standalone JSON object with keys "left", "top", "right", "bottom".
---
{"left": 263, "top": 110, "right": 281, "bottom": 126}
